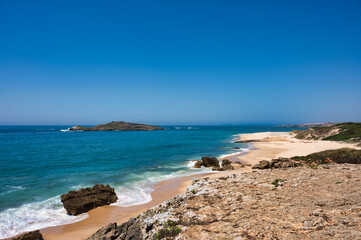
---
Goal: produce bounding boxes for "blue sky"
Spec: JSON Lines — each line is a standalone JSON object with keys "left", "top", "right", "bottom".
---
{"left": 0, "top": 0, "right": 360, "bottom": 125}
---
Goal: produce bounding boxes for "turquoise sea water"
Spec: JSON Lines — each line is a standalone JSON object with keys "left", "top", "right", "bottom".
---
{"left": 0, "top": 125, "right": 300, "bottom": 238}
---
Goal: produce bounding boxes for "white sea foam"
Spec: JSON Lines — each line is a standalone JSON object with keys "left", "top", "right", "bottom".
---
{"left": 186, "top": 160, "right": 197, "bottom": 168}
{"left": 112, "top": 186, "right": 153, "bottom": 207}
{"left": 218, "top": 147, "right": 251, "bottom": 159}
{"left": 0, "top": 196, "right": 88, "bottom": 239}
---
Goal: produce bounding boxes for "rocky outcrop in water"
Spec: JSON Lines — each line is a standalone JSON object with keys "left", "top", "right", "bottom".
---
{"left": 192, "top": 157, "right": 220, "bottom": 169}
{"left": 69, "top": 121, "right": 164, "bottom": 131}
{"left": 87, "top": 164, "right": 361, "bottom": 239}
{"left": 12, "top": 230, "right": 43, "bottom": 240}
{"left": 61, "top": 184, "right": 118, "bottom": 215}
{"left": 193, "top": 160, "right": 203, "bottom": 168}
{"left": 201, "top": 157, "right": 220, "bottom": 168}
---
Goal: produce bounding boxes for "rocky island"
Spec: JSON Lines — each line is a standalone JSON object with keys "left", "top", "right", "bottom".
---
{"left": 68, "top": 121, "right": 164, "bottom": 131}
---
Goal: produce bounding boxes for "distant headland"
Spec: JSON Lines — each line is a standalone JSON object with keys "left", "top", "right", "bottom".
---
{"left": 68, "top": 121, "right": 164, "bottom": 131}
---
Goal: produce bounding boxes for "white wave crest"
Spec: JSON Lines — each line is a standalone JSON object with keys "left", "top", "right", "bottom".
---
{"left": 0, "top": 185, "right": 27, "bottom": 196}
{"left": 186, "top": 160, "right": 197, "bottom": 168}
{"left": 112, "top": 186, "right": 153, "bottom": 207}
{"left": 0, "top": 196, "right": 88, "bottom": 239}
{"left": 218, "top": 147, "right": 251, "bottom": 159}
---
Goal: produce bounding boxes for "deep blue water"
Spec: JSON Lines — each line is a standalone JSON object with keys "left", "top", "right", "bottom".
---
{"left": 0, "top": 125, "right": 300, "bottom": 238}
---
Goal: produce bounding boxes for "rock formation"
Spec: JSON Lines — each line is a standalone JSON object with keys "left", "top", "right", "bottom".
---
{"left": 201, "top": 157, "right": 220, "bottom": 168}
{"left": 12, "top": 230, "right": 43, "bottom": 240}
{"left": 193, "top": 160, "right": 203, "bottom": 168}
{"left": 193, "top": 157, "right": 235, "bottom": 171}
{"left": 68, "top": 121, "right": 164, "bottom": 131}
{"left": 87, "top": 164, "right": 361, "bottom": 239}
{"left": 252, "top": 158, "right": 302, "bottom": 169}
{"left": 221, "top": 159, "right": 234, "bottom": 170}
{"left": 192, "top": 157, "right": 220, "bottom": 169}
{"left": 61, "top": 184, "right": 118, "bottom": 215}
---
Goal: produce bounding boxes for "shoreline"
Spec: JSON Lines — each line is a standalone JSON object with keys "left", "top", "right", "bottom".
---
{"left": 40, "top": 165, "right": 252, "bottom": 239}
{"left": 38, "top": 134, "right": 255, "bottom": 240}
{"left": 9, "top": 131, "right": 361, "bottom": 239}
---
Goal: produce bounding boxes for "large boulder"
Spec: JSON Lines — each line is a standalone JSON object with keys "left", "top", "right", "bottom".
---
{"left": 61, "top": 184, "right": 118, "bottom": 215}
{"left": 221, "top": 159, "right": 234, "bottom": 170}
{"left": 201, "top": 157, "right": 220, "bottom": 168}
{"left": 12, "top": 230, "right": 43, "bottom": 240}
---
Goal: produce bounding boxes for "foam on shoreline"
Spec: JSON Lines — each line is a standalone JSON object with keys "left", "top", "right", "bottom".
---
{"left": 0, "top": 132, "right": 253, "bottom": 239}
{"left": 0, "top": 196, "right": 88, "bottom": 239}
{"left": 0, "top": 161, "right": 215, "bottom": 238}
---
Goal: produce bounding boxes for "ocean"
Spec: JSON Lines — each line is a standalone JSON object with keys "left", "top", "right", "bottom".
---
{"left": 0, "top": 125, "right": 299, "bottom": 238}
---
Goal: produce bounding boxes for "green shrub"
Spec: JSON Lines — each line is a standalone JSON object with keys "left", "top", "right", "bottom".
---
{"left": 291, "top": 148, "right": 361, "bottom": 165}
{"left": 271, "top": 179, "right": 284, "bottom": 187}
{"left": 155, "top": 220, "right": 181, "bottom": 240}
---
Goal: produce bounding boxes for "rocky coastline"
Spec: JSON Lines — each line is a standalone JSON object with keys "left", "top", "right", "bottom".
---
{"left": 87, "top": 164, "right": 361, "bottom": 239}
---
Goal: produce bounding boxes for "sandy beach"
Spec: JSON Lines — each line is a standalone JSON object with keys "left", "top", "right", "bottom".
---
{"left": 39, "top": 131, "right": 360, "bottom": 240}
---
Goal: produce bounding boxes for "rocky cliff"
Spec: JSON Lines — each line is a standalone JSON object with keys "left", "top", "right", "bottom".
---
{"left": 69, "top": 121, "right": 164, "bottom": 131}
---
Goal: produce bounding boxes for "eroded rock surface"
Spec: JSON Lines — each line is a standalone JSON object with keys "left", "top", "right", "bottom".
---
{"left": 61, "top": 184, "right": 118, "bottom": 215}
{"left": 192, "top": 157, "right": 225, "bottom": 171}
{"left": 12, "top": 230, "right": 43, "bottom": 240}
{"left": 201, "top": 157, "right": 220, "bottom": 168}
{"left": 221, "top": 159, "right": 234, "bottom": 170}
{"left": 87, "top": 164, "right": 361, "bottom": 239}
{"left": 252, "top": 158, "right": 302, "bottom": 169}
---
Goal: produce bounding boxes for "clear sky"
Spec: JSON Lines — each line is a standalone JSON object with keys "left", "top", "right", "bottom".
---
{"left": 0, "top": 0, "right": 360, "bottom": 125}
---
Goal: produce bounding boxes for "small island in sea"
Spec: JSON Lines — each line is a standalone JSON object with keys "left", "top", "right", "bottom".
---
{"left": 68, "top": 121, "right": 164, "bottom": 131}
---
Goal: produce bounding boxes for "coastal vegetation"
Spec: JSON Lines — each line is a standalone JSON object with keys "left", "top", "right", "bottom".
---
{"left": 291, "top": 148, "right": 361, "bottom": 165}
{"left": 252, "top": 148, "right": 361, "bottom": 170}
{"left": 155, "top": 220, "right": 182, "bottom": 240}
{"left": 292, "top": 122, "right": 361, "bottom": 143}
